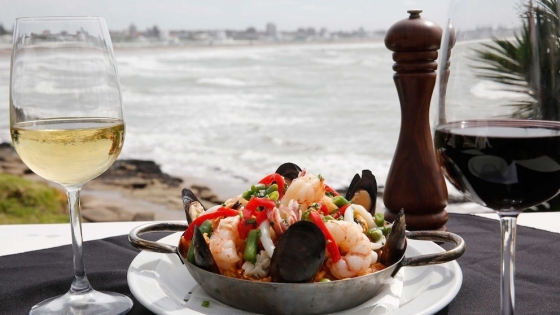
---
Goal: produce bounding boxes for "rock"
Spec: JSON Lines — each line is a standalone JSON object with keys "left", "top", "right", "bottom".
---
{"left": 0, "top": 142, "right": 224, "bottom": 221}
{"left": 82, "top": 206, "right": 135, "bottom": 222}
{"left": 133, "top": 212, "right": 155, "bottom": 221}
{"left": 199, "top": 189, "right": 217, "bottom": 201}
{"left": 210, "top": 195, "right": 224, "bottom": 204}
{"left": 98, "top": 159, "right": 183, "bottom": 187}
{"left": 0, "top": 142, "right": 15, "bottom": 155}
{"left": 0, "top": 144, "right": 31, "bottom": 176}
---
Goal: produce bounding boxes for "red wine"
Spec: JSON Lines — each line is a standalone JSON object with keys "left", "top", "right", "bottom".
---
{"left": 434, "top": 120, "right": 560, "bottom": 212}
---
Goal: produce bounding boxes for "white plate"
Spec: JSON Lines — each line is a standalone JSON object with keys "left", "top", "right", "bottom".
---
{"left": 128, "top": 233, "right": 462, "bottom": 315}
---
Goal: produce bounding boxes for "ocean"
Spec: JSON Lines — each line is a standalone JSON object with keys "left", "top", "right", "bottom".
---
{"left": 1, "top": 41, "right": 399, "bottom": 191}
{"left": 0, "top": 41, "right": 492, "bottom": 197}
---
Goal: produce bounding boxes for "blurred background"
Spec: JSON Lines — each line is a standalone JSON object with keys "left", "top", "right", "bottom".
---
{"left": 4, "top": 1, "right": 496, "bottom": 224}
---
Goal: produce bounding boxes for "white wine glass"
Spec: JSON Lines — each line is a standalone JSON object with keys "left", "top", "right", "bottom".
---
{"left": 435, "top": 0, "right": 560, "bottom": 314}
{"left": 9, "top": 17, "right": 132, "bottom": 314}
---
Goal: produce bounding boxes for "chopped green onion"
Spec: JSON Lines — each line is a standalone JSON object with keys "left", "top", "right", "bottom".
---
{"left": 201, "top": 300, "right": 210, "bottom": 307}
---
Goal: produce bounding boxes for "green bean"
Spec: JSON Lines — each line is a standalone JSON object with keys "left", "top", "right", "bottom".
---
{"left": 332, "top": 196, "right": 350, "bottom": 208}
{"left": 374, "top": 212, "right": 385, "bottom": 227}
{"left": 265, "top": 183, "right": 278, "bottom": 195}
{"left": 243, "top": 229, "right": 261, "bottom": 264}
{"left": 242, "top": 190, "right": 253, "bottom": 200}
{"left": 199, "top": 219, "right": 213, "bottom": 237}
{"left": 267, "top": 191, "right": 279, "bottom": 201}
{"left": 186, "top": 241, "right": 195, "bottom": 264}
{"left": 187, "top": 222, "right": 213, "bottom": 263}
{"left": 251, "top": 183, "right": 266, "bottom": 193}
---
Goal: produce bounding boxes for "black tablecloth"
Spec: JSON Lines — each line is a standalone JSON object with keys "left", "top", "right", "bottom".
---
{"left": 1, "top": 213, "right": 560, "bottom": 315}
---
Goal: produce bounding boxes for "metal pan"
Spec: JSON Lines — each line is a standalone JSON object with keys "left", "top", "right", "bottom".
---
{"left": 129, "top": 222, "right": 465, "bottom": 315}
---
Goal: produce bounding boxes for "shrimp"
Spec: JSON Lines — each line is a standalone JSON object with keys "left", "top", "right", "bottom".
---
{"left": 324, "top": 220, "right": 377, "bottom": 279}
{"left": 268, "top": 200, "right": 300, "bottom": 237}
{"left": 209, "top": 215, "right": 244, "bottom": 273}
{"left": 281, "top": 171, "right": 326, "bottom": 210}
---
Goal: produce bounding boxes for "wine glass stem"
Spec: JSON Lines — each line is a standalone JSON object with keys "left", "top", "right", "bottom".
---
{"left": 66, "top": 186, "right": 93, "bottom": 294}
{"left": 499, "top": 214, "right": 518, "bottom": 315}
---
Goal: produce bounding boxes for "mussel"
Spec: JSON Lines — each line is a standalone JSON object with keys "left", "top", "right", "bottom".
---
{"left": 275, "top": 162, "right": 302, "bottom": 185}
{"left": 379, "top": 209, "right": 406, "bottom": 267}
{"left": 182, "top": 188, "right": 205, "bottom": 224}
{"left": 269, "top": 221, "right": 326, "bottom": 283}
{"left": 191, "top": 226, "right": 220, "bottom": 274}
{"left": 345, "top": 170, "right": 377, "bottom": 215}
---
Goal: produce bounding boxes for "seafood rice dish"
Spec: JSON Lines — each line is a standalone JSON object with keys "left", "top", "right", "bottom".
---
{"left": 179, "top": 162, "right": 404, "bottom": 283}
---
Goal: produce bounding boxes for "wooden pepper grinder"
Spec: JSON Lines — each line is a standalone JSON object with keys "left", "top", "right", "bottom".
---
{"left": 383, "top": 9, "right": 448, "bottom": 231}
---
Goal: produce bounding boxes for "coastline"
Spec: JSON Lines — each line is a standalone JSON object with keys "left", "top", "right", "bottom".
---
{"left": 0, "top": 141, "right": 490, "bottom": 224}
{"left": 0, "top": 142, "right": 228, "bottom": 222}
{"left": 0, "top": 37, "right": 385, "bottom": 56}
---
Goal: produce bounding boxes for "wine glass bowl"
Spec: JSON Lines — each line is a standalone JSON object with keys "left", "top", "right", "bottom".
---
{"left": 9, "top": 17, "right": 131, "bottom": 314}
{"left": 434, "top": 119, "right": 560, "bottom": 214}
{"left": 435, "top": 1, "right": 560, "bottom": 314}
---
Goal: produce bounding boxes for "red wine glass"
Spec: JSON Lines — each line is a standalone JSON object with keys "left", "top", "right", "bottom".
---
{"left": 435, "top": 1, "right": 560, "bottom": 314}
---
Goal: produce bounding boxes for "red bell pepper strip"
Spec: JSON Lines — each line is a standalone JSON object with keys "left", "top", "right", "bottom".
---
{"left": 324, "top": 184, "right": 339, "bottom": 196}
{"left": 339, "top": 204, "right": 350, "bottom": 215}
{"left": 309, "top": 211, "right": 341, "bottom": 263}
{"left": 259, "top": 173, "right": 286, "bottom": 199}
{"left": 332, "top": 204, "right": 351, "bottom": 219}
{"left": 238, "top": 197, "right": 277, "bottom": 239}
{"left": 238, "top": 209, "right": 270, "bottom": 239}
{"left": 320, "top": 203, "right": 329, "bottom": 216}
{"left": 237, "top": 219, "right": 254, "bottom": 240}
{"left": 244, "top": 197, "right": 276, "bottom": 214}
{"left": 184, "top": 207, "right": 239, "bottom": 241}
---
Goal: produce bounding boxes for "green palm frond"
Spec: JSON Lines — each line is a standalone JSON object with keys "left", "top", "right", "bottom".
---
{"left": 470, "top": 0, "right": 560, "bottom": 119}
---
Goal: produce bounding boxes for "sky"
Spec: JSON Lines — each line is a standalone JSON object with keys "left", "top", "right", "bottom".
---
{"left": 0, "top": 0, "right": 450, "bottom": 33}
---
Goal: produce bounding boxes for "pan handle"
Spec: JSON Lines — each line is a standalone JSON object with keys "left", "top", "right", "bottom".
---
{"left": 128, "top": 222, "right": 188, "bottom": 254}
{"left": 400, "top": 230, "right": 466, "bottom": 267}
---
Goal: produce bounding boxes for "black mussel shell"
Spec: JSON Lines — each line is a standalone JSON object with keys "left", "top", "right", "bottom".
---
{"left": 275, "top": 162, "right": 302, "bottom": 183}
{"left": 345, "top": 170, "right": 377, "bottom": 214}
{"left": 192, "top": 226, "right": 220, "bottom": 274}
{"left": 182, "top": 188, "right": 205, "bottom": 224}
{"left": 379, "top": 210, "right": 406, "bottom": 266}
{"left": 269, "top": 221, "right": 326, "bottom": 283}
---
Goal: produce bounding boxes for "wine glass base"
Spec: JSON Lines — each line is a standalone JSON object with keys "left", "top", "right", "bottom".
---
{"left": 29, "top": 289, "right": 133, "bottom": 315}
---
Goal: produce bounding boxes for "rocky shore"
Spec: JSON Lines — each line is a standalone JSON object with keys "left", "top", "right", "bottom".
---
{"left": 0, "top": 141, "right": 485, "bottom": 223}
{"left": 0, "top": 142, "right": 225, "bottom": 222}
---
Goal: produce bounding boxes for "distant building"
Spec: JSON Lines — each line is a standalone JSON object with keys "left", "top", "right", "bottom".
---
{"left": 319, "top": 28, "right": 331, "bottom": 40}
{"left": 265, "top": 23, "right": 277, "bottom": 37}
{"left": 128, "top": 24, "right": 137, "bottom": 38}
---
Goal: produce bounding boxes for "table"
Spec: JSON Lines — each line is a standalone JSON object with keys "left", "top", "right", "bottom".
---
{"left": 1, "top": 212, "right": 560, "bottom": 314}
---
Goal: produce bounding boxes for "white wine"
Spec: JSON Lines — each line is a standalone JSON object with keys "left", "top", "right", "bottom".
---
{"left": 11, "top": 118, "right": 125, "bottom": 186}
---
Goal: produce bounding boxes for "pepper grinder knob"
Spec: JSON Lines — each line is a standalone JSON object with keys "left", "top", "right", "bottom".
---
{"left": 383, "top": 10, "right": 449, "bottom": 231}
